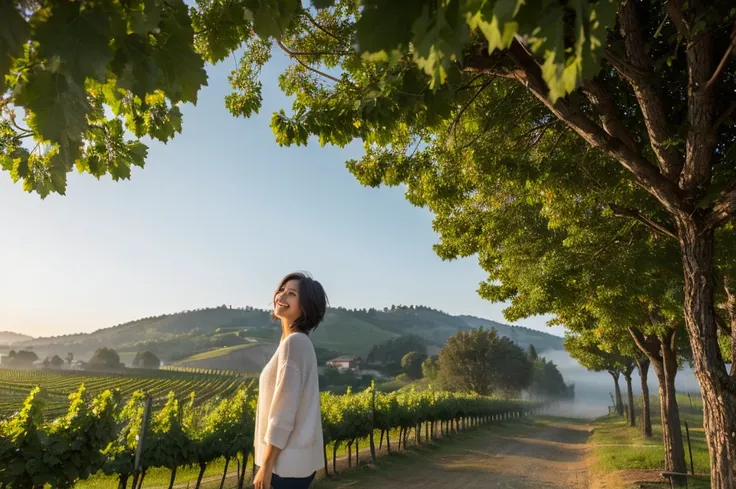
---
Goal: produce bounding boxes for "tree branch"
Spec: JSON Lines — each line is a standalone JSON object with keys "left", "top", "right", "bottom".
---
{"left": 448, "top": 78, "right": 495, "bottom": 141}
{"left": 712, "top": 100, "right": 736, "bottom": 135}
{"left": 276, "top": 40, "right": 341, "bottom": 83}
{"left": 303, "top": 11, "right": 343, "bottom": 42}
{"left": 680, "top": 1, "right": 716, "bottom": 196}
{"left": 701, "top": 23, "right": 736, "bottom": 93}
{"left": 608, "top": 203, "right": 678, "bottom": 239}
{"left": 617, "top": 0, "right": 683, "bottom": 181}
{"left": 582, "top": 79, "right": 639, "bottom": 153}
{"left": 665, "top": 0, "right": 689, "bottom": 39}
{"left": 705, "top": 185, "right": 736, "bottom": 229}
{"left": 500, "top": 38, "right": 684, "bottom": 215}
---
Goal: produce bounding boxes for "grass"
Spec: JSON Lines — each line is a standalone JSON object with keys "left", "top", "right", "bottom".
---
{"left": 178, "top": 344, "right": 259, "bottom": 363}
{"left": 589, "top": 392, "right": 711, "bottom": 489}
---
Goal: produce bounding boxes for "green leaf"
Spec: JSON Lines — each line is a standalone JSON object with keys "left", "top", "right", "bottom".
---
{"left": 469, "top": 0, "right": 524, "bottom": 52}
{"left": 355, "top": 0, "right": 426, "bottom": 55}
{"left": 0, "top": 2, "right": 30, "bottom": 93}
{"left": 248, "top": 0, "right": 300, "bottom": 39}
{"left": 127, "top": 0, "right": 163, "bottom": 36}
{"left": 154, "top": 0, "right": 208, "bottom": 104}
{"left": 14, "top": 69, "right": 89, "bottom": 169}
{"left": 111, "top": 34, "right": 159, "bottom": 100}
{"left": 35, "top": 2, "right": 118, "bottom": 84}
{"left": 311, "top": 0, "right": 336, "bottom": 8}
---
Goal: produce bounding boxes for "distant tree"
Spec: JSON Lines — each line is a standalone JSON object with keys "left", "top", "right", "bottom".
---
{"left": 529, "top": 358, "right": 572, "bottom": 401}
{"left": 527, "top": 344, "right": 538, "bottom": 361}
{"left": 400, "top": 351, "right": 426, "bottom": 380}
{"left": 366, "top": 335, "right": 427, "bottom": 364}
{"left": 50, "top": 355, "right": 64, "bottom": 368}
{"left": 439, "top": 327, "right": 532, "bottom": 396}
{"left": 421, "top": 356, "right": 440, "bottom": 381}
{"left": 133, "top": 351, "right": 161, "bottom": 369}
{"left": 87, "top": 348, "right": 123, "bottom": 370}
{"left": 9, "top": 350, "right": 38, "bottom": 366}
{"left": 65, "top": 352, "right": 74, "bottom": 366}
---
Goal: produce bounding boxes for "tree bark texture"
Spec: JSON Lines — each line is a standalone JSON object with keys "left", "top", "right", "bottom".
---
{"left": 636, "top": 357, "right": 653, "bottom": 438}
{"left": 677, "top": 219, "right": 736, "bottom": 488}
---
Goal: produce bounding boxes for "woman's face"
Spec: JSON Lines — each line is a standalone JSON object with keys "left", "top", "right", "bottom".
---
{"left": 274, "top": 279, "right": 303, "bottom": 324}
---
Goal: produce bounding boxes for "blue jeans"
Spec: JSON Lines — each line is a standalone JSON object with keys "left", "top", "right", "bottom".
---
{"left": 254, "top": 466, "right": 316, "bottom": 489}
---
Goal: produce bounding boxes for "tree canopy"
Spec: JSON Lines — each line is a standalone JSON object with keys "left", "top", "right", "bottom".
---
{"left": 87, "top": 348, "right": 123, "bottom": 370}
{"left": 438, "top": 327, "right": 532, "bottom": 396}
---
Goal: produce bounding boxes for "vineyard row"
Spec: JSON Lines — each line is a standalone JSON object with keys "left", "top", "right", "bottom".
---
{"left": 0, "top": 384, "right": 543, "bottom": 489}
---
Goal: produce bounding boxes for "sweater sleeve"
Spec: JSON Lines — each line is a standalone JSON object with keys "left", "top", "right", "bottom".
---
{"left": 264, "top": 336, "right": 306, "bottom": 449}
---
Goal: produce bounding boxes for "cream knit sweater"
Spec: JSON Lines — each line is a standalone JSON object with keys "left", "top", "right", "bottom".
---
{"left": 254, "top": 332, "right": 324, "bottom": 478}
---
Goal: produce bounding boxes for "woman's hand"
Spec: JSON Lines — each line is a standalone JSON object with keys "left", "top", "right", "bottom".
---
{"left": 253, "top": 465, "right": 273, "bottom": 489}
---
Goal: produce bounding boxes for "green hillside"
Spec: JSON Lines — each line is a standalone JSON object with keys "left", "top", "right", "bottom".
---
{"left": 11, "top": 304, "right": 563, "bottom": 367}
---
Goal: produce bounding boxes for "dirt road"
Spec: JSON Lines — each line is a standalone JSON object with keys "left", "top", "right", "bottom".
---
{"left": 317, "top": 420, "right": 592, "bottom": 489}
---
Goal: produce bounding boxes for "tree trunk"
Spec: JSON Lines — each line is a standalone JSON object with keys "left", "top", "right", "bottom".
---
{"left": 118, "top": 474, "right": 129, "bottom": 489}
{"left": 386, "top": 430, "right": 391, "bottom": 453}
{"left": 370, "top": 428, "right": 376, "bottom": 462}
{"left": 379, "top": 430, "right": 384, "bottom": 450}
{"left": 610, "top": 370, "right": 624, "bottom": 416}
{"left": 195, "top": 463, "right": 207, "bottom": 489}
{"left": 630, "top": 327, "right": 686, "bottom": 477}
{"left": 137, "top": 470, "right": 146, "bottom": 489}
{"left": 656, "top": 337, "right": 687, "bottom": 477}
{"left": 677, "top": 221, "right": 736, "bottom": 489}
{"left": 347, "top": 440, "right": 352, "bottom": 467}
{"left": 636, "top": 357, "right": 653, "bottom": 438}
{"left": 219, "top": 458, "right": 230, "bottom": 489}
{"left": 623, "top": 367, "right": 636, "bottom": 427}
{"left": 323, "top": 444, "right": 329, "bottom": 476}
{"left": 167, "top": 466, "right": 177, "bottom": 489}
{"left": 333, "top": 442, "right": 339, "bottom": 473}
{"left": 238, "top": 451, "right": 248, "bottom": 489}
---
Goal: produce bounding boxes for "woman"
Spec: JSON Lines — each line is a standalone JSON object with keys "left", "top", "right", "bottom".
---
{"left": 253, "top": 272, "right": 327, "bottom": 489}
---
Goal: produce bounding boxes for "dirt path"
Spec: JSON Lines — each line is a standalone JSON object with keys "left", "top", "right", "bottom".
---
{"left": 318, "top": 421, "right": 593, "bottom": 489}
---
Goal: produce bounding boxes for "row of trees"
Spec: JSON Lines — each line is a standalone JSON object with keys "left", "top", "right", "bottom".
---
{"left": 0, "top": 383, "right": 539, "bottom": 489}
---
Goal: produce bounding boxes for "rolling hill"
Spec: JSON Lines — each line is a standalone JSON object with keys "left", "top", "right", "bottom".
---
{"left": 0, "top": 332, "right": 34, "bottom": 345}
{"left": 9, "top": 304, "right": 563, "bottom": 369}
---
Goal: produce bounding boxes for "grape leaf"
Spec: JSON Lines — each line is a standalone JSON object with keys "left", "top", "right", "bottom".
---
{"left": 0, "top": 2, "right": 30, "bottom": 93}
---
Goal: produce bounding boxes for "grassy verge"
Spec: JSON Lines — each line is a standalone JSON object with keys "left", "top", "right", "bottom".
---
{"left": 588, "top": 393, "right": 710, "bottom": 489}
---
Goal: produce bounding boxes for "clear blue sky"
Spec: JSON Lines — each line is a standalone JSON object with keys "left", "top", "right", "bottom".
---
{"left": 0, "top": 50, "right": 560, "bottom": 339}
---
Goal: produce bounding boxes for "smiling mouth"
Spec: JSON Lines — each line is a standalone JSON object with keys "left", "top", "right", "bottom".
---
{"left": 276, "top": 302, "right": 289, "bottom": 308}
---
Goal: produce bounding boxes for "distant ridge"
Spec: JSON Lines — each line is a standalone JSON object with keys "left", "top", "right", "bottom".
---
{"left": 0, "top": 331, "right": 34, "bottom": 345}
{"left": 11, "top": 304, "right": 563, "bottom": 362}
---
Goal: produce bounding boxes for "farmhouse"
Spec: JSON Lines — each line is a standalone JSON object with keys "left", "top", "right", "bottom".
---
{"left": 326, "top": 355, "right": 360, "bottom": 371}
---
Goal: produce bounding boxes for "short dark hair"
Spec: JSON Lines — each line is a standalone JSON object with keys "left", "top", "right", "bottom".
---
{"left": 272, "top": 271, "right": 328, "bottom": 334}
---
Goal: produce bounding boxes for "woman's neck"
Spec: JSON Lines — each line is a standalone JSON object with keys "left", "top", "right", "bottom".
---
{"left": 280, "top": 319, "right": 296, "bottom": 341}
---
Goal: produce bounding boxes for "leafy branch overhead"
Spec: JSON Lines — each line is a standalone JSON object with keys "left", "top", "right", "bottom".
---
{"left": 1, "top": 0, "right": 625, "bottom": 197}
